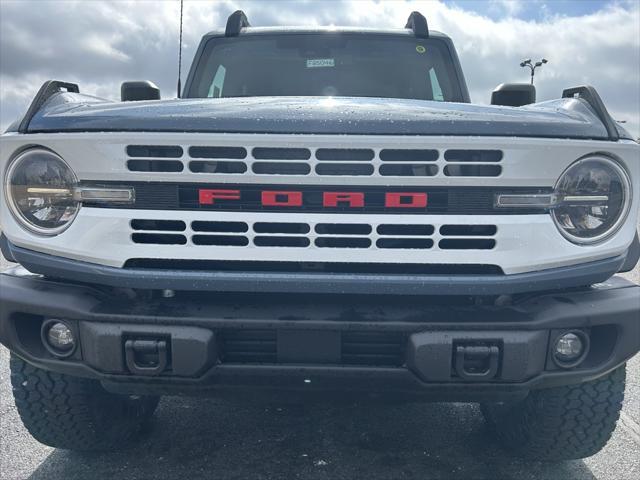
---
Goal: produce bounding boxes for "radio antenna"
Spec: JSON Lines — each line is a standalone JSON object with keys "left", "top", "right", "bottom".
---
{"left": 177, "top": 0, "right": 184, "bottom": 98}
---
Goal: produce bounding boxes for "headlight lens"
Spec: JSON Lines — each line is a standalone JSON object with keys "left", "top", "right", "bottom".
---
{"left": 552, "top": 157, "right": 631, "bottom": 244}
{"left": 5, "top": 149, "right": 80, "bottom": 235}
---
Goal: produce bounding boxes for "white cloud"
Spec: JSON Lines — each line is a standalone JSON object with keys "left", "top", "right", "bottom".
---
{"left": 0, "top": 0, "right": 638, "bottom": 137}
{"left": 489, "top": 0, "right": 525, "bottom": 17}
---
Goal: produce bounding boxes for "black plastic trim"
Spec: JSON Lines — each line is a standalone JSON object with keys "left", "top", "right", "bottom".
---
{"left": 0, "top": 234, "right": 16, "bottom": 263}
{"left": 0, "top": 237, "right": 626, "bottom": 295}
{"left": 562, "top": 85, "right": 619, "bottom": 141}
{"left": 82, "top": 182, "right": 552, "bottom": 215}
{"left": 0, "top": 273, "right": 638, "bottom": 400}
{"left": 225, "top": 10, "right": 250, "bottom": 37}
{"left": 18, "top": 80, "right": 79, "bottom": 133}
{"left": 620, "top": 232, "right": 640, "bottom": 272}
{"left": 405, "top": 11, "right": 429, "bottom": 38}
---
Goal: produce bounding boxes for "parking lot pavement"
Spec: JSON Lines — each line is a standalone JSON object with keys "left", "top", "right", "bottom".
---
{"left": 1, "top": 255, "right": 639, "bottom": 480}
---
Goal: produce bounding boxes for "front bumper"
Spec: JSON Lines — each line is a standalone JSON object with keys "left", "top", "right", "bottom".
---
{"left": 1, "top": 269, "right": 638, "bottom": 402}
{"left": 0, "top": 235, "right": 634, "bottom": 296}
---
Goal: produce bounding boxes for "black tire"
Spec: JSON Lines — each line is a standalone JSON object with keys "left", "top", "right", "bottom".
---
{"left": 482, "top": 364, "right": 626, "bottom": 461}
{"left": 10, "top": 354, "right": 160, "bottom": 451}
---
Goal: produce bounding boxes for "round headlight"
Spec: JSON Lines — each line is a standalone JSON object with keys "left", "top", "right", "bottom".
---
{"left": 5, "top": 149, "right": 80, "bottom": 235}
{"left": 552, "top": 156, "right": 631, "bottom": 244}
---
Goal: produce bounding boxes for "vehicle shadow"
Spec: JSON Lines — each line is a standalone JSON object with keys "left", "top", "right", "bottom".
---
{"left": 27, "top": 396, "right": 597, "bottom": 480}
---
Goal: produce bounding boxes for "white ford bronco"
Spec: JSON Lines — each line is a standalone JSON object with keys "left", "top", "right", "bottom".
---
{"left": 1, "top": 11, "right": 639, "bottom": 459}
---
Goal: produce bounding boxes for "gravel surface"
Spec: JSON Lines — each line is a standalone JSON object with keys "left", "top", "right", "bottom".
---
{"left": 1, "top": 251, "right": 639, "bottom": 480}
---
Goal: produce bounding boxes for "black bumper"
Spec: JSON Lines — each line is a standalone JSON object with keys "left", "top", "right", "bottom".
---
{"left": 1, "top": 269, "right": 639, "bottom": 402}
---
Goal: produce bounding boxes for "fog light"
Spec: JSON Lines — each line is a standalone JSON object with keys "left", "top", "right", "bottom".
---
{"left": 44, "top": 321, "right": 75, "bottom": 355}
{"left": 553, "top": 332, "right": 585, "bottom": 366}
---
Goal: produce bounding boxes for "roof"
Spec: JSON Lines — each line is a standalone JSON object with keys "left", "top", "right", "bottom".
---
{"left": 203, "top": 26, "right": 450, "bottom": 40}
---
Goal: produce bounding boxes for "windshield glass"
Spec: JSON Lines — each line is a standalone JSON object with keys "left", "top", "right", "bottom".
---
{"left": 186, "top": 34, "right": 463, "bottom": 102}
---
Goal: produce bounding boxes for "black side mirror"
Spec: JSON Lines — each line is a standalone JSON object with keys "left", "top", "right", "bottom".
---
{"left": 491, "top": 83, "right": 536, "bottom": 107}
{"left": 121, "top": 81, "right": 160, "bottom": 101}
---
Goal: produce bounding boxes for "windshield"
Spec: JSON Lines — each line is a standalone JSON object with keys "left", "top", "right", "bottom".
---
{"left": 186, "top": 34, "right": 464, "bottom": 102}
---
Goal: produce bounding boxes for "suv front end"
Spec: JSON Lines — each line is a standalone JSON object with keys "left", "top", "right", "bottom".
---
{"left": 1, "top": 12, "right": 638, "bottom": 459}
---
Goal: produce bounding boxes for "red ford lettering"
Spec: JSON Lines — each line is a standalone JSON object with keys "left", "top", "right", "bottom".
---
{"left": 323, "top": 192, "right": 365, "bottom": 208}
{"left": 199, "top": 189, "right": 241, "bottom": 205}
{"left": 261, "top": 191, "right": 303, "bottom": 207}
{"left": 385, "top": 192, "right": 428, "bottom": 208}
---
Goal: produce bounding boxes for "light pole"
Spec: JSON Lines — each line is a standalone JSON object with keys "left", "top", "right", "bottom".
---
{"left": 520, "top": 58, "right": 548, "bottom": 85}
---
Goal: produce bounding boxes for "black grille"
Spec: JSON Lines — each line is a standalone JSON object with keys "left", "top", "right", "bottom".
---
{"left": 123, "top": 145, "right": 505, "bottom": 178}
{"left": 219, "top": 330, "right": 406, "bottom": 367}
{"left": 123, "top": 259, "right": 504, "bottom": 275}
{"left": 220, "top": 330, "right": 277, "bottom": 363}
{"left": 83, "top": 181, "right": 552, "bottom": 215}
{"left": 341, "top": 331, "right": 406, "bottom": 366}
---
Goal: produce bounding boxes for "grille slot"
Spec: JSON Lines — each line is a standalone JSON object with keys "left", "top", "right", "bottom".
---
{"left": 444, "top": 165, "right": 502, "bottom": 177}
{"left": 379, "top": 149, "right": 438, "bottom": 162}
{"left": 316, "top": 224, "right": 372, "bottom": 235}
{"left": 189, "top": 146, "right": 247, "bottom": 159}
{"left": 439, "top": 239, "right": 496, "bottom": 250}
{"left": 252, "top": 147, "right": 311, "bottom": 160}
{"left": 127, "top": 160, "right": 183, "bottom": 172}
{"left": 132, "top": 233, "right": 187, "bottom": 245}
{"left": 315, "top": 163, "right": 374, "bottom": 176}
{"left": 440, "top": 225, "right": 497, "bottom": 236}
{"left": 376, "top": 238, "right": 433, "bottom": 249}
{"left": 379, "top": 164, "right": 438, "bottom": 177}
{"left": 192, "top": 221, "right": 248, "bottom": 233}
{"left": 252, "top": 162, "right": 310, "bottom": 175}
{"left": 189, "top": 161, "right": 247, "bottom": 174}
{"left": 131, "top": 220, "right": 186, "bottom": 231}
{"left": 316, "top": 237, "right": 371, "bottom": 248}
{"left": 444, "top": 150, "right": 502, "bottom": 162}
{"left": 127, "top": 145, "right": 183, "bottom": 158}
{"left": 254, "top": 236, "right": 310, "bottom": 247}
{"left": 254, "top": 223, "right": 310, "bottom": 234}
{"left": 192, "top": 235, "right": 249, "bottom": 246}
{"left": 316, "top": 148, "right": 374, "bottom": 161}
{"left": 377, "top": 224, "right": 434, "bottom": 236}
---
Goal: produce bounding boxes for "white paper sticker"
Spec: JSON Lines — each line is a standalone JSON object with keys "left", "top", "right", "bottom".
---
{"left": 306, "top": 58, "right": 335, "bottom": 68}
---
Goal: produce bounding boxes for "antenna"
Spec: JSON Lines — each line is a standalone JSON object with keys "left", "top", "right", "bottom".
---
{"left": 177, "top": 0, "right": 184, "bottom": 98}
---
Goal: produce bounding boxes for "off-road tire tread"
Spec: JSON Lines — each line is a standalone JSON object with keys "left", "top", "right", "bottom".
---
{"left": 10, "top": 354, "right": 159, "bottom": 451}
{"left": 482, "top": 365, "right": 626, "bottom": 460}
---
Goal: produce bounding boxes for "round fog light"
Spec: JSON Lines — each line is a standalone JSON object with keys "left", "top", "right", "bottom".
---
{"left": 44, "top": 321, "right": 75, "bottom": 355}
{"left": 553, "top": 331, "right": 587, "bottom": 367}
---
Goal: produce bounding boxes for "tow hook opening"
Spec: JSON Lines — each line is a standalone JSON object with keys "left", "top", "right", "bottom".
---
{"left": 454, "top": 344, "right": 500, "bottom": 381}
{"left": 124, "top": 339, "right": 170, "bottom": 376}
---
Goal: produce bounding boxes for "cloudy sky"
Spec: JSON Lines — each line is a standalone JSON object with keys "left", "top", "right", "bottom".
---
{"left": 1, "top": 0, "right": 639, "bottom": 137}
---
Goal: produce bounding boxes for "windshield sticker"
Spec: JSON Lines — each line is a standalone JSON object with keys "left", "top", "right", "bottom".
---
{"left": 306, "top": 58, "right": 335, "bottom": 68}
{"left": 416, "top": 45, "right": 426, "bottom": 53}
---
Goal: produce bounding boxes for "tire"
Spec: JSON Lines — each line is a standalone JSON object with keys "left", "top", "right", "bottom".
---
{"left": 10, "top": 354, "right": 160, "bottom": 451}
{"left": 482, "top": 364, "right": 626, "bottom": 461}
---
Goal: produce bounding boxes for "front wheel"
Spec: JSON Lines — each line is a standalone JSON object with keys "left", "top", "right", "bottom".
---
{"left": 10, "top": 354, "right": 160, "bottom": 451}
{"left": 482, "top": 364, "right": 626, "bottom": 460}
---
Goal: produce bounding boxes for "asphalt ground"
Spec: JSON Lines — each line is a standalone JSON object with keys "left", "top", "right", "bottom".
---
{"left": 0, "top": 254, "right": 639, "bottom": 480}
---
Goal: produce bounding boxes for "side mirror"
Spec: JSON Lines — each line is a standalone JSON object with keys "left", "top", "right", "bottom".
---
{"left": 491, "top": 83, "right": 536, "bottom": 107}
{"left": 121, "top": 81, "right": 160, "bottom": 101}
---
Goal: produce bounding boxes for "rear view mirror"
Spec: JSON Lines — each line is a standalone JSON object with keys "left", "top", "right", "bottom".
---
{"left": 491, "top": 83, "right": 536, "bottom": 107}
{"left": 121, "top": 81, "right": 160, "bottom": 101}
